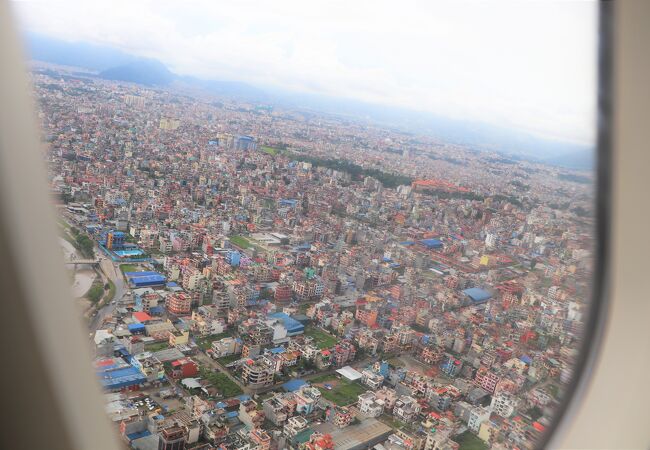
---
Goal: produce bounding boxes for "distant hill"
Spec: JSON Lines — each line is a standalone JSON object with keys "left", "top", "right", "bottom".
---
{"left": 100, "top": 59, "right": 174, "bottom": 86}
{"left": 24, "top": 33, "right": 137, "bottom": 70}
{"left": 268, "top": 87, "right": 596, "bottom": 169}
{"left": 24, "top": 32, "right": 596, "bottom": 170}
{"left": 544, "top": 149, "right": 595, "bottom": 170}
{"left": 24, "top": 33, "right": 267, "bottom": 96}
{"left": 174, "top": 75, "right": 270, "bottom": 102}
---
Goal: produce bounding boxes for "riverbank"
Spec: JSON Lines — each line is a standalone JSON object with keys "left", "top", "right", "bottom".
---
{"left": 59, "top": 236, "right": 97, "bottom": 309}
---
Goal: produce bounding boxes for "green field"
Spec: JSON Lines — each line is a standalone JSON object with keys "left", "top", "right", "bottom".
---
{"left": 452, "top": 431, "right": 489, "bottom": 450}
{"left": 260, "top": 146, "right": 281, "bottom": 156}
{"left": 304, "top": 326, "right": 337, "bottom": 349}
{"left": 86, "top": 280, "right": 105, "bottom": 303}
{"left": 194, "top": 332, "right": 232, "bottom": 351}
{"left": 120, "top": 263, "right": 144, "bottom": 273}
{"left": 229, "top": 235, "right": 252, "bottom": 249}
{"left": 318, "top": 379, "right": 367, "bottom": 406}
{"left": 310, "top": 373, "right": 337, "bottom": 384}
{"left": 106, "top": 279, "right": 116, "bottom": 302}
{"left": 378, "top": 414, "right": 408, "bottom": 431}
{"left": 199, "top": 366, "right": 243, "bottom": 398}
{"left": 146, "top": 342, "right": 170, "bottom": 352}
{"left": 217, "top": 354, "right": 242, "bottom": 365}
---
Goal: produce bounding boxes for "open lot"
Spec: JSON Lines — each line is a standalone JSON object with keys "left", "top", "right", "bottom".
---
{"left": 198, "top": 365, "right": 243, "bottom": 398}
{"left": 315, "top": 377, "right": 367, "bottom": 406}
{"left": 452, "top": 431, "right": 489, "bottom": 450}
{"left": 217, "top": 354, "right": 241, "bottom": 366}
{"left": 120, "top": 263, "right": 145, "bottom": 274}
{"left": 194, "top": 332, "right": 232, "bottom": 351}
{"left": 260, "top": 146, "right": 281, "bottom": 156}
{"left": 229, "top": 235, "right": 252, "bottom": 249}
{"left": 304, "top": 326, "right": 337, "bottom": 349}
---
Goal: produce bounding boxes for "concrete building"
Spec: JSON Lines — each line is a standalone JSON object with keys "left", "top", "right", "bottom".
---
{"left": 241, "top": 359, "right": 274, "bottom": 388}
{"left": 393, "top": 395, "right": 421, "bottom": 423}
{"left": 357, "top": 392, "right": 384, "bottom": 418}
{"left": 468, "top": 406, "right": 491, "bottom": 433}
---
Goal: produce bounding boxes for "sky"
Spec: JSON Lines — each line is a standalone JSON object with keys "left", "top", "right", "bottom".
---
{"left": 12, "top": 0, "right": 598, "bottom": 146}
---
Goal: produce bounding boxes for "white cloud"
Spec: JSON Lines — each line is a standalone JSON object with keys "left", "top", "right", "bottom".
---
{"left": 11, "top": 0, "right": 598, "bottom": 145}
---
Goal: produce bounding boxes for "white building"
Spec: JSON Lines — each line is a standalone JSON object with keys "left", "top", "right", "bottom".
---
{"left": 468, "top": 406, "right": 491, "bottom": 433}
{"left": 490, "top": 392, "right": 517, "bottom": 418}
{"left": 357, "top": 392, "right": 384, "bottom": 418}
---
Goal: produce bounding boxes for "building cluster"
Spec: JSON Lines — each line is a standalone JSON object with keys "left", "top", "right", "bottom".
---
{"left": 35, "top": 64, "right": 594, "bottom": 450}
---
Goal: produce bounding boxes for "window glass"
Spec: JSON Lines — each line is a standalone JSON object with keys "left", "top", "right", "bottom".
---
{"left": 16, "top": 1, "right": 598, "bottom": 449}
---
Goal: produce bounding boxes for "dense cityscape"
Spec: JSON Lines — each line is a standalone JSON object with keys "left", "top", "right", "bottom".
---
{"left": 35, "top": 61, "right": 594, "bottom": 450}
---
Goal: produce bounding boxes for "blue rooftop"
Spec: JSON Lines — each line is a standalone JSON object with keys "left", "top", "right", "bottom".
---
{"left": 127, "top": 323, "right": 145, "bottom": 332}
{"left": 420, "top": 238, "right": 443, "bottom": 249}
{"left": 126, "top": 430, "right": 151, "bottom": 442}
{"left": 268, "top": 312, "right": 305, "bottom": 335}
{"left": 283, "top": 379, "right": 307, "bottom": 392}
{"left": 125, "top": 271, "right": 166, "bottom": 287}
{"left": 462, "top": 288, "right": 492, "bottom": 303}
{"left": 97, "top": 365, "right": 146, "bottom": 390}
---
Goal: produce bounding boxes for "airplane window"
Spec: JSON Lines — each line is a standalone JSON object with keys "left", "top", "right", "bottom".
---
{"left": 11, "top": 1, "right": 604, "bottom": 449}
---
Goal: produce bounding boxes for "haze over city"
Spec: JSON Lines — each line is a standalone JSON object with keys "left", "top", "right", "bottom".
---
{"left": 14, "top": 0, "right": 597, "bottom": 151}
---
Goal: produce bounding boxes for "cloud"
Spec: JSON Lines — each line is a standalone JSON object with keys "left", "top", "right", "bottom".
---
{"left": 11, "top": 0, "right": 598, "bottom": 145}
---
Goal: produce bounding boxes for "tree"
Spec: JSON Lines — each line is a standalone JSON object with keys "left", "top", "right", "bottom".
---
{"left": 527, "top": 406, "right": 543, "bottom": 421}
{"left": 75, "top": 234, "right": 95, "bottom": 258}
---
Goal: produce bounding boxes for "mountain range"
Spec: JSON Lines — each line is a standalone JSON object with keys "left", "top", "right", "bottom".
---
{"left": 23, "top": 33, "right": 594, "bottom": 170}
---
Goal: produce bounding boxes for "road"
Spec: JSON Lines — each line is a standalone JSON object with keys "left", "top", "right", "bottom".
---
{"left": 89, "top": 254, "right": 128, "bottom": 331}
{"left": 195, "top": 345, "right": 380, "bottom": 398}
{"left": 59, "top": 211, "right": 128, "bottom": 332}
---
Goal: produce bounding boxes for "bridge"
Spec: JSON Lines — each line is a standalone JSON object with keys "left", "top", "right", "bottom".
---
{"left": 64, "top": 259, "right": 100, "bottom": 267}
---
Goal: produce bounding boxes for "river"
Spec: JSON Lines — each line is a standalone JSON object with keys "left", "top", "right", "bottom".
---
{"left": 59, "top": 236, "right": 97, "bottom": 298}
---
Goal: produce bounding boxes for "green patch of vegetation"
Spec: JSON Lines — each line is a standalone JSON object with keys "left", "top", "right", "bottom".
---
{"left": 304, "top": 326, "right": 337, "bottom": 349}
{"left": 75, "top": 234, "right": 95, "bottom": 258}
{"left": 452, "top": 431, "right": 489, "bottom": 450}
{"left": 260, "top": 146, "right": 281, "bottom": 156}
{"left": 379, "top": 414, "right": 407, "bottom": 431}
{"left": 571, "top": 206, "right": 591, "bottom": 217}
{"left": 86, "top": 280, "right": 105, "bottom": 303}
{"left": 217, "top": 354, "right": 242, "bottom": 365}
{"left": 146, "top": 342, "right": 170, "bottom": 352}
{"left": 229, "top": 235, "right": 251, "bottom": 249}
{"left": 195, "top": 332, "right": 233, "bottom": 351}
{"left": 318, "top": 379, "right": 368, "bottom": 406}
{"left": 491, "top": 194, "right": 524, "bottom": 209}
{"left": 288, "top": 153, "right": 413, "bottom": 188}
{"left": 199, "top": 366, "right": 243, "bottom": 398}
{"left": 120, "top": 264, "right": 144, "bottom": 274}
{"left": 558, "top": 173, "right": 591, "bottom": 184}
{"left": 59, "top": 229, "right": 78, "bottom": 249}
{"left": 420, "top": 188, "right": 485, "bottom": 202}
{"left": 547, "top": 383, "right": 560, "bottom": 399}
{"left": 409, "top": 323, "right": 430, "bottom": 334}
{"left": 310, "top": 373, "right": 337, "bottom": 384}
{"left": 526, "top": 406, "right": 543, "bottom": 421}
{"left": 106, "top": 279, "right": 116, "bottom": 302}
